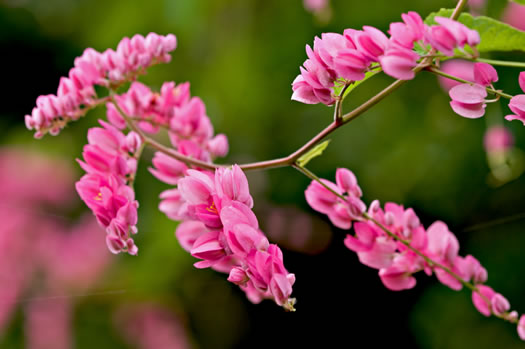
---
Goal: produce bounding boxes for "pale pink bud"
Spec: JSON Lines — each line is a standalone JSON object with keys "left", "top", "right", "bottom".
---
{"left": 505, "top": 95, "right": 525, "bottom": 125}
{"left": 491, "top": 293, "right": 510, "bottom": 316}
{"left": 125, "top": 132, "right": 142, "bottom": 153}
{"left": 472, "top": 285, "right": 496, "bottom": 317}
{"left": 473, "top": 62, "right": 498, "bottom": 86}
{"left": 228, "top": 267, "right": 250, "bottom": 285}
{"left": 335, "top": 168, "right": 361, "bottom": 196}
{"left": 208, "top": 134, "right": 229, "bottom": 157}
{"left": 507, "top": 311, "right": 519, "bottom": 322}
{"left": 426, "top": 221, "right": 459, "bottom": 263}
{"left": 369, "top": 199, "right": 380, "bottom": 213}
{"left": 449, "top": 83, "right": 487, "bottom": 118}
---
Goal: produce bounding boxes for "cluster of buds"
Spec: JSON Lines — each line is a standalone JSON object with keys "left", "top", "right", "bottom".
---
{"left": 25, "top": 33, "right": 176, "bottom": 138}
{"left": 292, "top": 12, "right": 480, "bottom": 105}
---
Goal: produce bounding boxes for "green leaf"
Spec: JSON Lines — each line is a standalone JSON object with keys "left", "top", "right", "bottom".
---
{"left": 332, "top": 70, "right": 380, "bottom": 99}
{"left": 296, "top": 140, "right": 331, "bottom": 167}
{"left": 511, "top": 0, "right": 525, "bottom": 4}
{"left": 425, "top": 9, "right": 525, "bottom": 52}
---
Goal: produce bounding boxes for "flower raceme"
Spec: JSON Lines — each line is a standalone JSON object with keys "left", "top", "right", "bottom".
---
{"left": 170, "top": 165, "right": 296, "bottom": 310}
{"left": 291, "top": 12, "right": 480, "bottom": 105}
{"left": 305, "top": 167, "right": 523, "bottom": 335}
{"left": 25, "top": 33, "right": 176, "bottom": 138}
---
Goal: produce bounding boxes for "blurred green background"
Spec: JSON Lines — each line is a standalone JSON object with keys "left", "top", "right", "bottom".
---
{"left": 1, "top": 0, "right": 525, "bottom": 348}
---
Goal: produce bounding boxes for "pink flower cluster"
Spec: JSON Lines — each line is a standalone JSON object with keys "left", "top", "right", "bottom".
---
{"left": 76, "top": 120, "right": 143, "bottom": 255}
{"left": 505, "top": 72, "right": 525, "bottom": 125}
{"left": 292, "top": 12, "right": 480, "bottom": 105}
{"left": 305, "top": 167, "right": 525, "bottom": 336}
{"left": 108, "top": 81, "right": 228, "bottom": 182}
{"left": 448, "top": 62, "right": 498, "bottom": 118}
{"left": 162, "top": 165, "right": 296, "bottom": 309}
{"left": 25, "top": 33, "right": 177, "bottom": 138}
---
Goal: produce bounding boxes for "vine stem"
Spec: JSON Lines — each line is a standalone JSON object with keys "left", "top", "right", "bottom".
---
{"left": 109, "top": 94, "right": 220, "bottom": 171}
{"left": 106, "top": 0, "right": 470, "bottom": 173}
{"left": 469, "top": 57, "right": 525, "bottom": 69}
{"left": 427, "top": 67, "right": 514, "bottom": 99}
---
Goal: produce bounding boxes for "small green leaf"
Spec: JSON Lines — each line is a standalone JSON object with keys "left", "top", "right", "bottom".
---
{"left": 511, "top": 0, "right": 525, "bottom": 4}
{"left": 425, "top": 9, "right": 525, "bottom": 52}
{"left": 332, "top": 70, "right": 380, "bottom": 99}
{"left": 296, "top": 140, "right": 331, "bottom": 167}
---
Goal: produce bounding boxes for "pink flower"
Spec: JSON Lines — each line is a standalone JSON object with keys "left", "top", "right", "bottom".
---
{"left": 472, "top": 285, "right": 496, "bottom": 316}
{"left": 389, "top": 12, "right": 425, "bottom": 49}
{"left": 305, "top": 168, "right": 365, "bottom": 229}
{"left": 207, "top": 134, "right": 229, "bottom": 158}
{"left": 379, "top": 263, "right": 417, "bottom": 291}
{"left": 426, "top": 17, "right": 480, "bottom": 56}
{"left": 473, "top": 62, "right": 498, "bottom": 86}
{"left": 379, "top": 47, "right": 419, "bottom": 80}
{"left": 449, "top": 83, "right": 488, "bottom": 118}
{"left": 505, "top": 95, "right": 525, "bottom": 125}
{"left": 356, "top": 26, "right": 390, "bottom": 62}
{"left": 520, "top": 71, "right": 525, "bottom": 93}
{"left": 334, "top": 49, "right": 369, "bottom": 81}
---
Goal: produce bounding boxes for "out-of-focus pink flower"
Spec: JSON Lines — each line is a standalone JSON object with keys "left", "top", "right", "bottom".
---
{"left": 502, "top": 2, "right": 525, "bottom": 31}
{"left": 449, "top": 83, "right": 488, "bottom": 118}
{"left": 115, "top": 304, "right": 190, "bottom": 349}
{"left": 483, "top": 126, "right": 514, "bottom": 153}
{"left": 473, "top": 62, "right": 498, "bottom": 86}
{"left": 303, "top": 0, "right": 328, "bottom": 13}
{"left": 26, "top": 298, "right": 71, "bottom": 349}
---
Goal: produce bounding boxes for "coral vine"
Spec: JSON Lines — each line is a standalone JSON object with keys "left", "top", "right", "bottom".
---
{"left": 25, "top": 0, "right": 525, "bottom": 337}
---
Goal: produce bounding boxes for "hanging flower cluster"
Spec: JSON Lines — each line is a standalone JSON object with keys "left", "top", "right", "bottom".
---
{"left": 305, "top": 167, "right": 525, "bottom": 337}
{"left": 291, "top": 12, "right": 479, "bottom": 105}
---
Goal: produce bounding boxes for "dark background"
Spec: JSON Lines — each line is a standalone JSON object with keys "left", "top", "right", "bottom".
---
{"left": 1, "top": 0, "right": 525, "bottom": 348}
